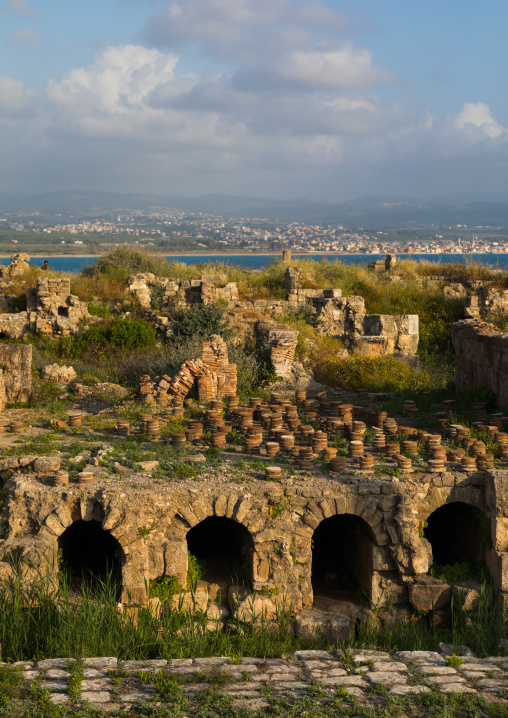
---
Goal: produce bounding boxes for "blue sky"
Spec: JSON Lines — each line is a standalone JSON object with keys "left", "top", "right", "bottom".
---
{"left": 1, "top": 0, "right": 507, "bottom": 201}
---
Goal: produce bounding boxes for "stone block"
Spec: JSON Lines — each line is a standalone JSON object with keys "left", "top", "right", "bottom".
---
{"left": 163, "top": 541, "right": 188, "bottom": 585}
{"left": 408, "top": 576, "right": 450, "bottom": 612}
{"left": 294, "top": 609, "right": 352, "bottom": 642}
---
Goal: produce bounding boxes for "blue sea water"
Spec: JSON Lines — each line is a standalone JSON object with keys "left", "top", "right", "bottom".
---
{"left": 2, "top": 253, "right": 508, "bottom": 273}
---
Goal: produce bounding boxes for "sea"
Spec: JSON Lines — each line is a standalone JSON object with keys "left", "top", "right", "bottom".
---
{"left": 3, "top": 253, "right": 508, "bottom": 273}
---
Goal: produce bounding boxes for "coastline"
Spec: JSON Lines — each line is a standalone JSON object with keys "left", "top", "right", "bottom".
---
{"left": 10, "top": 250, "right": 508, "bottom": 259}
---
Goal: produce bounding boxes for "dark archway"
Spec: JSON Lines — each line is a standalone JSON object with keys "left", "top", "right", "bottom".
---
{"left": 311, "top": 514, "right": 374, "bottom": 601}
{"left": 186, "top": 517, "right": 254, "bottom": 594}
{"left": 58, "top": 520, "right": 123, "bottom": 597}
{"left": 424, "top": 502, "right": 488, "bottom": 567}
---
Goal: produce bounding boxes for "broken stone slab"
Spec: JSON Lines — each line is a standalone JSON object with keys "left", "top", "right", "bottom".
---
{"left": 294, "top": 609, "right": 352, "bottom": 642}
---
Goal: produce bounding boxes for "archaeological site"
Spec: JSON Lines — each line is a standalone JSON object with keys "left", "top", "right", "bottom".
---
{"left": 0, "top": 249, "right": 507, "bottom": 658}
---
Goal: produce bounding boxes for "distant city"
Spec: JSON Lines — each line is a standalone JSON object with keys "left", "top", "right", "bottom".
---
{"left": 1, "top": 192, "right": 508, "bottom": 256}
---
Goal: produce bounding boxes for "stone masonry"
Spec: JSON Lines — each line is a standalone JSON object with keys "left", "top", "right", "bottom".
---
{"left": 126, "top": 273, "right": 239, "bottom": 310}
{"left": 144, "top": 335, "right": 237, "bottom": 405}
{"left": 0, "top": 343, "right": 32, "bottom": 403}
{"left": 451, "top": 319, "right": 508, "bottom": 410}
{"left": 465, "top": 285, "right": 508, "bottom": 319}
{"left": 1, "top": 463, "right": 507, "bottom": 613}
{"left": 0, "top": 275, "right": 90, "bottom": 340}
{"left": 10, "top": 650, "right": 508, "bottom": 710}
{"left": 284, "top": 266, "right": 419, "bottom": 355}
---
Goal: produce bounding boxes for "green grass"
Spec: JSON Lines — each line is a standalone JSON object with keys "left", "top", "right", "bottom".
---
{"left": 0, "top": 570, "right": 505, "bottom": 664}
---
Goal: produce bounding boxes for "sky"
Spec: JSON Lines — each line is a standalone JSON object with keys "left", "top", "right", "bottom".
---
{"left": 1, "top": 0, "right": 508, "bottom": 202}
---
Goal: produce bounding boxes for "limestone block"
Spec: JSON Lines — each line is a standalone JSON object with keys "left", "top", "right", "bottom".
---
{"left": 295, "top": 609, "right": 352, "bottom": 642}
{"left": 163, "top": 541, "right": 188, "bottom": 585}
{"left": 408, "top": 576, "right": 450, "bottom": 612}
{"left": 169, "top": 589, "right": 208, "bottom": 613}
{"left": 451, "top": 579, "right": 481, "bottom": 611}
{"left": 42, "top": 364, "right": 77, "bottom": 384}
{"left": 228, "top": 586, "right": 295, "bottom": 622}
{"left": 34, "top": 456, "right": 61, "bottom": 474}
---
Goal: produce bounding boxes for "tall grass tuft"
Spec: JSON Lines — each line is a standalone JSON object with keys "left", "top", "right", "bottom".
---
{"left": 0, "top": 570, "right": 505, "bottom": 661}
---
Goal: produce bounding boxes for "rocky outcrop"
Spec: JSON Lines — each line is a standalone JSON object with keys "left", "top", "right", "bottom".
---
{"left": 451, "top": 319, "right": 508, "bottom": 410}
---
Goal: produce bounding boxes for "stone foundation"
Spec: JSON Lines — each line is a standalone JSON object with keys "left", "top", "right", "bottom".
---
{"left": 451, "top": 319, "right": 508, "bottom": 410}
{"left": 1, "top": 464, "right": 506, "bottom": 612}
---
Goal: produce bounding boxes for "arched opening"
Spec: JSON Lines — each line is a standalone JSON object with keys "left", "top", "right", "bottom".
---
{"left": 58, "top": 520, "right": 123, "bottom": 598}
{"left": 311, "top": 514, "right": 374, "bottom": 602}
{"left": 424, "top": 502, "right": 488, "bottom": 569}
{"left": 186, "top": 517, "right": 253, "bottom": 598}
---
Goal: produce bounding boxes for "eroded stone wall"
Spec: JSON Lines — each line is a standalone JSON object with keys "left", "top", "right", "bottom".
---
{"left": 0, "top": 343, "right": 32, "bottom": 403}
{"left": 0, "top": 466, "right": 505, "bottom": 611}
{"left": 451, "top": 319, "right": 508, "bottom": 410}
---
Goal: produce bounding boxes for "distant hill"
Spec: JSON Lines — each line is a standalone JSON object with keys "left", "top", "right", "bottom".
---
{"left": 2, "top": 190, "right": 508, "bottom": 227}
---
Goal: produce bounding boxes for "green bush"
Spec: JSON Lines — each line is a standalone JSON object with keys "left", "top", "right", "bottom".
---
{"left": 58, "top": 318, "right": 156, "bottom": 360}
{"left": 171, "top": 304, "right": 232, "bottom": 340}
{"left": 87, "top": 301, "right": 110, "bottom": 318}
{"left": 10, "top": 294, "right": 26, "bottom": 313}
{"left": 148, "top": 576, "right": 183, "bottom": 603}
{"left": 82, "top": 247, "right": 174, "bottom": 282}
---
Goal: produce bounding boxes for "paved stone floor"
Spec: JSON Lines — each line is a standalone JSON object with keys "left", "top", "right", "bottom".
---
{"left": 5, "top": 649, "right": 508, "bottom": 714}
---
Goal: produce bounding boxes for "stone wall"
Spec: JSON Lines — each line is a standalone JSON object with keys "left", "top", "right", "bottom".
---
{"left": 284, "top": 267, "right": 419, "bottom": 356}
{"left": 0, "top": 465, "right": 506, "bottom": 610}
{"left": 143, "top": 335, "right": 237, "bottom": 405}
{"left": 126, "top": 273, "right": 239, "bottom": 310}
{"left": 451, "top": 319, "right": 508, "bottom": 410}
{"left": 0, "top": 343, "right": 32, "bottom": 403}
{"left": 256, "top": 322, "right": 299, "bottom": 378}
{"left": 465, "top": 286, "right": 508, "bottom": 319}
{"left": 0, "top": 273, "right": 89, "bottom": 340}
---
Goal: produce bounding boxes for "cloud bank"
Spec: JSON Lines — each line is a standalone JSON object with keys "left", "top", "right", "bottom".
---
{"left": 0, "top": 0, "right": 507, "bottom": 199}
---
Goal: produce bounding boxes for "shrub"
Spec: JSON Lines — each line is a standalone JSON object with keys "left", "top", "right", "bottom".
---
{"left": 171, "top": 304, "right": 232, "bottom": 340}
{"left": 10, "top": 294, "right": 27, "bottom": 313}
{"left": 323, "top": 354, "right": 452, "bottom": 393}
{"left": 82, "top": 247, "right": 174, "bottom": 282}
{"left": 109, "top": 318, "right": 156, "bottom": 350}
{"left": 58, "top": 318, "right": 156, "bottom": 360}
{"left": 87, "top": 301, "right": 110, "bottom": 318}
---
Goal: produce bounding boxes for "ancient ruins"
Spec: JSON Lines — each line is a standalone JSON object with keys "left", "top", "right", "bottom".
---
{"left": 0, "top": 253, "right": 506, "bottom": 640}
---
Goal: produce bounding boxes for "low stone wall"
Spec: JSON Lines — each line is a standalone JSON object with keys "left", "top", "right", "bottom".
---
{"left": 451, "top": 319, "right": 508, "bottom": 410}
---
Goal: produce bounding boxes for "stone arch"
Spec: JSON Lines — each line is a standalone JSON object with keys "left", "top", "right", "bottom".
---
{"left": 186, "top": 516, "right": 254, "bottom": 596}
{"left": 311, "top": 513, "right": 375, "bottom": 602}
{"left": 423, "top": 501, "right": 489, "bottom": 567}
{"left": 58, "top": 519, "right": 124, "bottom": 598}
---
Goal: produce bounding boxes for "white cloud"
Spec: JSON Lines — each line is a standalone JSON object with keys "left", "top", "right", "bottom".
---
{"left": 1, "top": 38, "right": 508, "bottom": 199}
{"left": 278, "top": 47, "right": 393, "bottom": 89}
{"left": 454, "top": 102, "right": 505, "bottom": 139}
{"left": 46, "top": 45, "right": 179, "bottom": 114}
